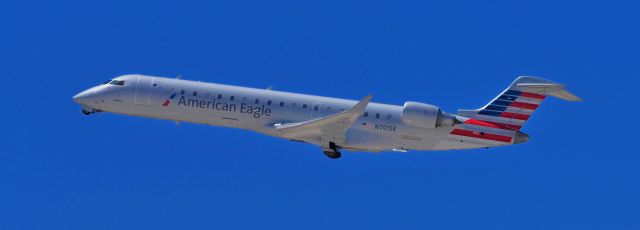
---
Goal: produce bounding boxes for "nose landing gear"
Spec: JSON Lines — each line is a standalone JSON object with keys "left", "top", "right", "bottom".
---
{"left": 81, "top": 106, "right": 101, "bottom": 116}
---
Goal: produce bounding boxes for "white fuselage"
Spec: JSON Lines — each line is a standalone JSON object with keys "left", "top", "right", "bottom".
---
{"left": 74, "top": 74, "right": 515, "bottom": 153}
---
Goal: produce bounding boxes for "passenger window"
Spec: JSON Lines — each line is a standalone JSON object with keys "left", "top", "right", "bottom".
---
{"left": 255, "top": 99, "right": 260, "bottom": 104}
{"left": 364, "top": 112, "right": 368, "bottom": 117}
{"left": 193, "top": 91, "right": 197, "bottom": 96}
{"left": 280, "top": 102, "right": 284, "bottom": 107}
{"left": 267, "top": 100, "right": 272, "bottom": 105}
{"left": 376, "top": 113, "right": 380, "bottom": 118}
{"left": 313, "top": 105, "right": 318, "bottom": 111}
{"left": 180, "top": 90, "right": 185, "bottom": 95}
{"left": 230, "top": 96, "right": 235, "bottom": 101}
{"left": 218, "top": 94, "right": 222, "bottom": 99}
{"left": 302, "top": 104, "right": 307, "bottom": 109}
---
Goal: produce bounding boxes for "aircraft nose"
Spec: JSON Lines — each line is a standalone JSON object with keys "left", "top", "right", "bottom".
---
{"left": 73, "top": 89, "right": 97, "bottom": 105}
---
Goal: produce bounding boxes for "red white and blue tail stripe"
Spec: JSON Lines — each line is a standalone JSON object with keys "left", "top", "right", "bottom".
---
{"left": 448, "top": 76, "right": 581, "bottom": 146}
{"left": 473, "top": 89, "right": 546, "bottom": 130}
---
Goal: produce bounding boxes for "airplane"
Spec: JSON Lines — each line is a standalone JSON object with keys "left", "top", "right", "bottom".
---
{"left": 73, "top": 75, "right": 580, "bottom": 158}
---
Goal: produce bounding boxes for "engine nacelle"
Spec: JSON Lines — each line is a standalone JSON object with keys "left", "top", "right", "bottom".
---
{"left": 402, "top": 102, "right": 456, "bottom": 129}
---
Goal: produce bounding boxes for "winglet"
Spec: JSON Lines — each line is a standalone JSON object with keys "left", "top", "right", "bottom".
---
{"left": 346, "top": 94, "right": 373, "bottom": 115}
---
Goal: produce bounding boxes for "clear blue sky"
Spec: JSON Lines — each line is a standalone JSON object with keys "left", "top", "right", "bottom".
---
{"left": 1, "top": 0, "right": 638, "bottom": 229}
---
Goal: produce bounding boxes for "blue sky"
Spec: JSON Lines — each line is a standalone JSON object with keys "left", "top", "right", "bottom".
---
{"left": 1, "top": 0, "right": 638, "bottom": 229}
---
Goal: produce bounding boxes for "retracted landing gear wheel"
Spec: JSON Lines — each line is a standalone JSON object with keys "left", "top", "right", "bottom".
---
{"left": 82, "top": 109, "right": 92, "bottom": 115}
{"left": 323, "top": 150, "right": 342, "bottom": 159}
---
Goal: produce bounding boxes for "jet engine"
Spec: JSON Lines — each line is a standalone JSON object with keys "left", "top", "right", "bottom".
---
{"left": 401, "top": 102, "right": 457, "bottom": 129}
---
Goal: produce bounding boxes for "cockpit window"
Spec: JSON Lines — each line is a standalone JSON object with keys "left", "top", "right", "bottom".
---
{"left": 100, "top": 79, "right": 125, "bottom": 85}
{"left": 109, "top": 80, "right": 125, "bottom": 86}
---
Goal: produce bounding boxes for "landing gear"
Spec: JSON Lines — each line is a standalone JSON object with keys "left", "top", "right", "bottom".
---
{"left": 322, "top": 142, "right": 342, "bottom": 159}
{"left": 323, "top": 150, "right": 342, "bottom": 159}
{"left": 81, "top": 107, "right": 101, "bottom": 115}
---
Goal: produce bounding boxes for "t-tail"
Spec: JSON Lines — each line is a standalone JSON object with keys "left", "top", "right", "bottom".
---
{"left": 452, "top": 76, "right": 581, "bottom": 146}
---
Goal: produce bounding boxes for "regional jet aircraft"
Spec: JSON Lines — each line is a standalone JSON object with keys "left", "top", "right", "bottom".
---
{"left": 73, "top": 75, "right": 580, "bottom": 158}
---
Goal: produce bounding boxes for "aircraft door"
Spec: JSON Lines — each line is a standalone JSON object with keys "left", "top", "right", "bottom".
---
{"left": 134, "top": 76, "right": 156, "bottom": 105}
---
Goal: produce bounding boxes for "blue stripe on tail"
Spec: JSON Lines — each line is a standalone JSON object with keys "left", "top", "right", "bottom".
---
{"left": 479, "top": 110, "right": 501, "bottom": 116}
{"left": 504, "top": 90, "right": 522, "bottom": 96}
{"left": 486, "top": 105, "right": 508, "bottom": 111}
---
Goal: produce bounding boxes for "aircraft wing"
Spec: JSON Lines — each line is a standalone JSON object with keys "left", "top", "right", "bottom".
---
{"left": 274, "top": 95, "right": 372, "bottom": 146}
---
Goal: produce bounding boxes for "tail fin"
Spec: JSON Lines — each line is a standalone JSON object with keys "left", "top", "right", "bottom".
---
{"left": 458, "top": 76, "right": 581, "bottom": 131}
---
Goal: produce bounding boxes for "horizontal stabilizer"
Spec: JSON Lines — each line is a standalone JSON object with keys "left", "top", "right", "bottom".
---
{"left": 516, "top": 82, "right": 582, "bottom": 102}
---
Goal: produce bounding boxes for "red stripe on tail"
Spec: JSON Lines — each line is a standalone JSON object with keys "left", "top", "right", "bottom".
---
{"left": 464, "top": 119, "right": 522, "bottom": 130}
{"left": 500, "top": 112, "right": 530, "bottom": 120}
{"left": 450, "top": 129, "right": 513, "bottom": 143}
{"left": 519, "top": 92, "right": 546, "bottom": 100}
{"left": 509, "top": 102, "right": 539, "bottom": 110}
{"left": 483, "top": 120, "right": 522, "bottom": 130}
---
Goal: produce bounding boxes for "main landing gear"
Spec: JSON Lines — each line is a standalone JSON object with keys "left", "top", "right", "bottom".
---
{"left": 322, "top": 142, "right": 342, "bottom": 159}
